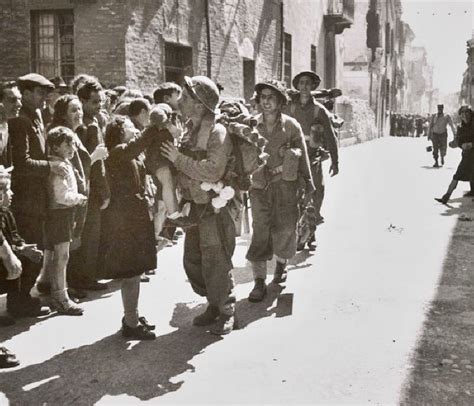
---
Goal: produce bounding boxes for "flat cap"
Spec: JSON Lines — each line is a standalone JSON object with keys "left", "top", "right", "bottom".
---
{"left": 17, "top": 73, "right": 54, "bottom": 89}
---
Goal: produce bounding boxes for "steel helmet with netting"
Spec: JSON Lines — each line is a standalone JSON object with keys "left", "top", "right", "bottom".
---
{"left": 183, "top": 76, "right": 220, "bottom": 114}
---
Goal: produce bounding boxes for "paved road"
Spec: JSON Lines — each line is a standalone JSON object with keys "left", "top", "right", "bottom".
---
{"left": 0, "top": 137, "right": 471, "bottom": 405}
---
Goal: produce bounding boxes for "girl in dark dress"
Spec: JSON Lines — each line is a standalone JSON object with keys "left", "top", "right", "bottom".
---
{"left": 101, "top": 115, "right": 157, "bottom": 340}
{"left": 435, "top": 105, "right": 474, "bottom": 204}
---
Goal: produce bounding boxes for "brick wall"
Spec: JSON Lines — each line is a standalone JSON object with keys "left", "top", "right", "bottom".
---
{"left": 0, "top": 0, "right": 126, "bottom": 85}
{"left": 0, "top": 0, "right": 281, "bottom": 98}
{"left": 0, "top": 1, "right": 31, "bottom": 80}
{"left": 124, "top": 0, "right": 282, "bottom": 97}
{"left": 74, "top": 0, "right": 126, "bottom": 87}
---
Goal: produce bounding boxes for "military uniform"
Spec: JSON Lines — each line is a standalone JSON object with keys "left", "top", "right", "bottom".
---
{"left": 175, "top": 117, "right": 236, "bottom": 318}
{"left": 287, "top": 94, "right": 338, "bottom": 223}
{"left": 246, "top": 113, "right": 314, "bottom": 275}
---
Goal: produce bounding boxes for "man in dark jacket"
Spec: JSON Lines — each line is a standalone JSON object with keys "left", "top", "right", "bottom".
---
{"left": 8, "top": 73, "right": 67, "bottom": 316}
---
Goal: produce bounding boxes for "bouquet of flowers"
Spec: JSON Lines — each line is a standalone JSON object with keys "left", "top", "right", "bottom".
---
{"left": 200, "top": 181, "right": 236, "bottom": 211}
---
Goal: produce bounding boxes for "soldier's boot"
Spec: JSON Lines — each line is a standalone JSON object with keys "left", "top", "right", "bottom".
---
{"left": 210, "top": 313, "right": 237, "bottom": 335}
{"left": 193, "top": 304, "right": 219, "bottom": 326}
{"left": 433, "top": 159, "right": 439, "bottom": 168}
{"left": 441, "top": 155, "right": 445, "bottom": 166}
{"left": 272, "top": 261, "right": 288, "bottom": 284}
{"left": 248, "top": 278, "right": 267, "bottom": 302}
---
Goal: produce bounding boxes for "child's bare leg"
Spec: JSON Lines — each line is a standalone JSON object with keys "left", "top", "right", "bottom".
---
{"left": 50, "top": 242, "right": 72, "bottom": 302}
{"left": 153, "top": 200, "right": 167, "bottom": 238}
{"left": 156, "top": 166, "right": 179, "bottom": 216}
{"left": 36, "top": 249, "right": 54, "bottom": 287}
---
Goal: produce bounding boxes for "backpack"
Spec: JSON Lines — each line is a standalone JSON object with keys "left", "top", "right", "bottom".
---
{"left": 217, "top": 102, "right": 269, "bottom": 191}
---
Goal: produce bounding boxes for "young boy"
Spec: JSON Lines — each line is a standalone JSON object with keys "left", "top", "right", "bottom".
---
{"left": 0, "top": 165, "right": 44, "bottom": 321}
{"left": 43, "top": 126, "right": 87, "bottom": 315}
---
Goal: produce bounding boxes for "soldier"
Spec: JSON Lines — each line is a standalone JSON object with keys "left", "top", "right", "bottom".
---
{"left": 160, "top": 76, "right": 237, "bottom": 335}
{"left": 246, "top": 79, "right": 314, "bottom": 302}
{"left": 287, "top": 71, "right": 339, "bottom": 249}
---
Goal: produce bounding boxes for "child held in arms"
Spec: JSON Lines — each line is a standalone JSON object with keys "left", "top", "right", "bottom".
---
{"left": 146, "top": 104, "right": 192, "bottom": 228}
{"left": 43, "top": 127, "right": 87, "bottom": 315}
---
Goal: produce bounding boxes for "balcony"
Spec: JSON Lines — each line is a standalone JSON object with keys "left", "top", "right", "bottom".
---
{"left": 325, "top": 0, "right": 355, "bottom": 34}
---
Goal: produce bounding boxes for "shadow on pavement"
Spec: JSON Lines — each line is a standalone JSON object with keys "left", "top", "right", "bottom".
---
{"left": 0, "top": 288, "right": 294, "bottom": 405}
{"left": 401, "top": 195, "right": 474, "bottom": 404}
{"left": 0, "top": 280, "right": 123, "bottom": 343}
{"left": 0, "top": 305, "right": 223, "bottom": 404}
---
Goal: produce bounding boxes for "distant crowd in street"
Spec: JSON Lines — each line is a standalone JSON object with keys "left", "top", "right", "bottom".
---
{"left": 390, "top": 103, "right": 474, "bottom": 205}
{"left": 0, "top": 69, "right": 342, "bottom": 368}
{"left": 390, "top": 112, "right": 431, "bottom": 138}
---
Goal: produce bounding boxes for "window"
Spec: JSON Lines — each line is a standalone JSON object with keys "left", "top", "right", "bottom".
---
{"left": 243, "top": 59, "right": 255, "bottom": 102}
{"left": 385, "top": 23, "right": 391, "bottom": 54}
{"left": 310, "top": 45, "right": 317, "bottom": 72}
{"left": 165, "top": 43, "right": 193, "bottom": 85}
{"left": 283, "top": 33, "right": 292, "bottom": 87}
{"left": 31, "top": 10, "right": 74, "bottom": 83}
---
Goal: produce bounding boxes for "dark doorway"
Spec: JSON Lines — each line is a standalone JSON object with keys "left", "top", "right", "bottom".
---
{"left": 243, "top": 59, "right": 255, "bottom": 102}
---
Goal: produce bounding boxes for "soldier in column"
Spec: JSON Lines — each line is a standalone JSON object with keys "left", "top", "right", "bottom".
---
{"left": 246, "top": 79, "right": 314, "bottom": 302}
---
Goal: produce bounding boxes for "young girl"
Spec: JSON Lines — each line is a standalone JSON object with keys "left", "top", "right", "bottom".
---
{"left": 101, "top": 116, "right": 157, "bottom": 340}
{"left": 44, "top": 126, "right": 87, "bottom": 315}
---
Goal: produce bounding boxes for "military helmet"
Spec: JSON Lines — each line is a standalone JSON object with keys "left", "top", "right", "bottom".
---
{"left": 183, "top": 76, "right": 220, "bottom": 114}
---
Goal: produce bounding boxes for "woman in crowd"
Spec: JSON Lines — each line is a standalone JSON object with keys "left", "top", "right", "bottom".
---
{"left": 100, "top": 115, "right": 157, "bottom": 340}
{"left": 435, "top": 105, "right": 474, "bottom": 204}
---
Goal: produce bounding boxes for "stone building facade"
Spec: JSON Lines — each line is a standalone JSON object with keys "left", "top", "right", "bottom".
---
{"left": 283, "top": 0, "right": 353, "bottom": 90}
{"left": 1, "top": 0, "right": 367, "bottom": 145}
{"left": 0, "top": 0, "right": 283, "bottom": 98}
{"left": 460, "top": 33, "right": 474, "bottom": 108}
{"left": 404, "top": 46, "right": 435, "bottom": 114}
{"left": 342, "top": 0, "right": 409, "bottom": 136}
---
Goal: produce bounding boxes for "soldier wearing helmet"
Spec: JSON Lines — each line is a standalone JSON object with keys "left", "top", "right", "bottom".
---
{"left": 161, "top": 75, "right": 237, "bottom": 335}
{"left": 245, "top": 79, "right": 314, "bottom": 303}
{"left": 286, "top": 70, "right": 339, "bottom": 251}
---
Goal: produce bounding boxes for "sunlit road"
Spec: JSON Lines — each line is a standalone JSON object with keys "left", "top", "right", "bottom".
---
{"left": 0, "top": 137, "right": 470, "bottom": 405}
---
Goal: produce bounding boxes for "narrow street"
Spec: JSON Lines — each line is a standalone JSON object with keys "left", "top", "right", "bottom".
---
{"left": 1, "top": 136, "right": 473, "bottom": 405}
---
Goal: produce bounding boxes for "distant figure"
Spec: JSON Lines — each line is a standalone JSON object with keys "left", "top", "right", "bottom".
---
{"left": 428, "top": 104, "right": 456, "bottom": 167}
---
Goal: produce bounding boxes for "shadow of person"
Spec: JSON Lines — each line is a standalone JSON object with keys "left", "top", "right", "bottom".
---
{"left": 0, "top": 308, "right": 224, "bottom": 404}
{"left": 232, "top": 250, "right": 313, "bottom": 287}
{"left": 420, "top": 165, "right": 442, "bottom": 170}
{"left": 234, "top": 283, "right": 293, "bottom": 329}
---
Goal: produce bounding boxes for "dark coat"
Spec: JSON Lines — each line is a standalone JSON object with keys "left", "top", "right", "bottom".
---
{"left": 99, "top": 130, "right": 156, "bottom": 279}
{"left": 8, "top": 105, "right": 50, "bottom": 246}
{"left": 77, "top": 117, "right": 110, "bottom": 208}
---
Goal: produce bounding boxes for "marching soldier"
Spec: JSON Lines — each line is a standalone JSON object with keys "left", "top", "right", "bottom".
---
{"left": 287, "top": 71, "right": 339, "bottom": 250}
{"left": 246, "top": 79, "right": 314, "bottom": 302}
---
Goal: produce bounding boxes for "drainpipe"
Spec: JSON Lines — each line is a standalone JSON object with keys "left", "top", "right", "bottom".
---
{"left": 280, "top": 0, "right": 284, "bottom": 81}
{"left": 204, "top": 0, "right": 212, "bottom": 78}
